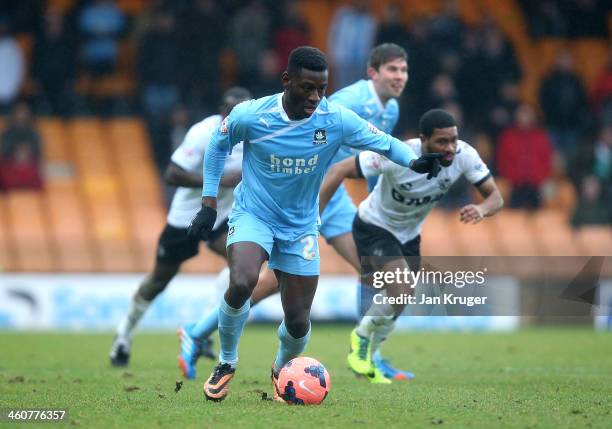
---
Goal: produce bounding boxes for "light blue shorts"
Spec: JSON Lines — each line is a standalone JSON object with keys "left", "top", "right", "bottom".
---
{"left": 319, "top": 185, "right": 357, "bottom": 241}
{"left": 226, "top": 210, "right": 320, "bottom": 276}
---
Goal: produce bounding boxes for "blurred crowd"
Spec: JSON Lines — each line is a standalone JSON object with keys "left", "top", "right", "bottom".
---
{"left": 0, "top": 0, "right": 610, "bottom": 226}
{"left": 0, "top": 102, "right": 42, "bottom": 191}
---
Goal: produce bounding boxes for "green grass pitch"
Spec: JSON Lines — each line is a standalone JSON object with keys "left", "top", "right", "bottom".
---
{"left": 1, "top": 325, "right": 611, "bottom": 428}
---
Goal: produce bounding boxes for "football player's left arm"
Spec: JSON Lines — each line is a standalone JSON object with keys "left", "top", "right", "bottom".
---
{"left": 339, "top": 107, "right": 442, "bottom": 177}
{"left": 460, "top": 176, "right": 504, "bottom": 224}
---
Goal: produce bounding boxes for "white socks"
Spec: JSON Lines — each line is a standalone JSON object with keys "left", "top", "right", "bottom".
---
{"left": 356, "top": 300, "right": 396, "bottom": 356}
{"left": 116, "top": 294, "right": 151, "bottom": 339}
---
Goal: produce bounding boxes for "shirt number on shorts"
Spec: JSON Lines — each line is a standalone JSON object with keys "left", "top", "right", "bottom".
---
{"left": 300, "top": 236, "right": 317, "bottom": 260}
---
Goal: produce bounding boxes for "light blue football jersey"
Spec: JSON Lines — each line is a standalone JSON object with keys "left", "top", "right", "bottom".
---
{"left": 328, "top": 79, "right": 400, "bottom": 163}
{"left": 324, "top": 79, "right": 402, "bottom": 205}
{"left": 203, "top": 93, "right": 415, "bottom": 240}
{"left": 329, "top": 79, "right": 399, "bottom": 134}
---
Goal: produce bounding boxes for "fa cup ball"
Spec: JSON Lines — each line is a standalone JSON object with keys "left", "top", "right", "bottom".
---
{"left": 277, "top": 357, "right": 331, "bottom": 405}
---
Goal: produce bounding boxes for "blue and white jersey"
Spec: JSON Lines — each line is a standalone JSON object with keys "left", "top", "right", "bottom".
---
{"left": 203, "top": 93, "right": 416, "bottom": 240}
{"left": 328, "top": 79, "right": 400, "bottom": 162}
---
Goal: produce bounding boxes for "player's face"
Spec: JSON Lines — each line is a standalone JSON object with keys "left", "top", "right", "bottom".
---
{"left": 422, "top": 126, "right": 458, "bottom": 167}
{"left": 283, "top": 68, "right": 329, "bottom": 120}
{"left": 369, "top": 58, "right": 408, "bottom": 100}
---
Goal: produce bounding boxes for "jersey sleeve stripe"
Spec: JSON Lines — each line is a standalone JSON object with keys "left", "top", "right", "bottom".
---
{"left": 355, "top": 155, "right": 365, "bottom": 178}
{"left": 472, "top": 172, "right": 492, "bottom": 187}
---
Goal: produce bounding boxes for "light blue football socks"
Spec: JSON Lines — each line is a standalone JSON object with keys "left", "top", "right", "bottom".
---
{"left": 218, "top": 298, "right": 250, "bottom": 367}
{"left": 273, "top": 320, "right": 311, "bottom": 370}
{"left": 190, "top": 304, "right": 220, "bottom": 340}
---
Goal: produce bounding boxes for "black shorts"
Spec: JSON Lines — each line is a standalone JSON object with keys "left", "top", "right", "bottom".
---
{"left": 352, "top": 214, "right": 421, "bottom": 274}
{"left": 156, "top": 219, "right": 229, "bottom": 264}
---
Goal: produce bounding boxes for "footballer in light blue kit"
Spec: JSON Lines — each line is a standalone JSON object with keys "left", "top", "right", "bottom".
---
{"left": 209, "top": 93, "right": 395, "bottom": 276}
{"left": 321, "top": 43, "right": 404, "bottom": 251}
{"left": 177, "top": 44, "right": 413, "bottom": 385}
{"left": 188, "top": 46, "right": 442, "bottom": 402}
{"left": 321, "top": 44, "right": 412, "bottom": 383}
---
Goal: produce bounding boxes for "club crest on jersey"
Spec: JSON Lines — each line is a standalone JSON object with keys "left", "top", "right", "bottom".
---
{"left": 438, "top": 178, "right": 451, "bottom": 191}
{"left": 220, "top": 117, "right": 228, "bottom": 134}
{"left": 313, "top": 129, "right": 327, "bottom": 145}
{"left": 367, "top": 122, "right": 381, "bottom": 135}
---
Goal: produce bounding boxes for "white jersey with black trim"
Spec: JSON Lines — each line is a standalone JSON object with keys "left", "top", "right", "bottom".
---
{"left": 357, "top": 138, "right": 491, "bottom": 243}
{"left": 167, "top": 114, "right": 242, "bottom": 229}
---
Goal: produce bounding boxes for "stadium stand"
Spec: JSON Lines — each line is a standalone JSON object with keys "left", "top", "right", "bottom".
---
{"left": 570, "top": 38, "right": 609, "bottom": 88}
{"left": 69, "top": 119, "right": 137, "bottom": 272}
{"left": 577, "top": 226, "right": 612, "bottom": 256}
{"left": 106, "top": 119, "right": 165, "bottom": 271}
{"left": 0, "top": 193, "right": 13, "bottom": 270}
{"left": 532, "top": 209, "right": 583, "bottom": 256}
{"left": 39, "top": 118, "right": 96, "bottom": 271}
{"left": 489, "top": 210, "right": 539, "bottom": 256}
{"left": 0, "top": 0, "right": 610, "bottom": 275}
{"left": 420, "top": 210, "right": 463, "bottom": 256}
{"left": 6, "top": 190, "right": 54, "bottom": 271}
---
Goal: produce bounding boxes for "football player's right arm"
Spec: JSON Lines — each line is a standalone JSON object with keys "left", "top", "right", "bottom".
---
{"left": 189, "top": 129, "right": 228, "bottom": 239}
{"left": 189, "top": 105, "right": 249, "bottom": 240}
{"left": 166, "top": 124, "right": 242, "bottom": 189}
{"left": 202, "top": 132, "right": 229, "bottom": 209}
{"left": 202, "top": 103, "right": 249, "bottom": 208}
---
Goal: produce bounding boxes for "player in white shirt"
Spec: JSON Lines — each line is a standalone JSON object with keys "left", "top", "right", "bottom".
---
{"left": 109, "top": 87, "right": 252, "bottom": 369}
{"left": 320, "top": 109, "right": 504, "bottom": 381}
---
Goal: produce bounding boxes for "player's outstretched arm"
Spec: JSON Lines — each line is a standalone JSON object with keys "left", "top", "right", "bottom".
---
{"left": 382, "top": 138, "right": 444, "bottom": 179}
{"left": 319, "top": 156, "right": 361, "bottom": 213}
{"left": 460, "top": 176, "right": 504, "bottom": 224}
{"left": 339, "top": 108, "right": 443, "bottom": 179}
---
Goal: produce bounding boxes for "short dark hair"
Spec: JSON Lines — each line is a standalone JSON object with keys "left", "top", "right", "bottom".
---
{"left": 419, "top": 109, "right": 456, "bottom": 138}
{"left": 220, "top": 86, "right": 252, "bottom": 115}
{"left": 367, "top": 43, "right": 408, "bottom": 70}
{"left": 287, "top": 46, "right": 328, "bottom": 77}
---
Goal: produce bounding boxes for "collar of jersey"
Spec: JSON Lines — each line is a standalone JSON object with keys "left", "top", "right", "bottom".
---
{"left": 367, "top": 80, "right": 386, "bottom": 112}
{"left": 276, "top": 93, "right": 318, "bottom": 124}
